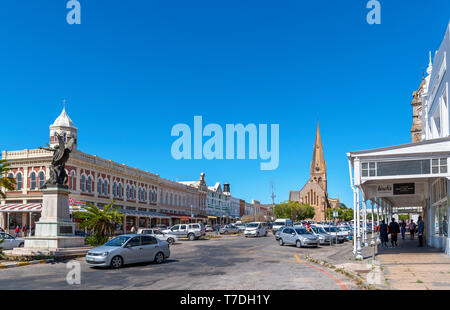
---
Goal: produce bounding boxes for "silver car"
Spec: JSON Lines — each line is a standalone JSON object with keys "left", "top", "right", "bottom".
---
{"left": 0, "top": 232, "right": 25, "bottom": 250}
{"left": 278, "top": 226, "right": 319, "bottom": 248}
{"left": 137, "top": 228, "right": 177, "bottom": 245}
{"left": 85, "top": 234, "right": 170, "bottom": 269}
{"left": 310, "top": 226, "right": 332, "bottom": 245}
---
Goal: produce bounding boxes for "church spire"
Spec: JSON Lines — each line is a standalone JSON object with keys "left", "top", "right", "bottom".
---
{"left": 310, "top": 122, "right": 326, "bottom": 175}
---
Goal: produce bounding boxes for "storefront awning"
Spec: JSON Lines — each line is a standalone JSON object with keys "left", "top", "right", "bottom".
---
{"left": 0, "top": 203, "right": 42, "bottom": 212}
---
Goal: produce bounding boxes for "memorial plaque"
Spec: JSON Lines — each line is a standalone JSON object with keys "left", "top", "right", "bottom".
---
{"left": 393, "top": 183, "right": 415, "bottom": 195}
{"left": 59, "top": 226, "right": 73, "bottom": 234}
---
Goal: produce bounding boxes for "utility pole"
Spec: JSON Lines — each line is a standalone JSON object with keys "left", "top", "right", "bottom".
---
{"left": 270, "top": 180, "right": 276, "bottom": 221}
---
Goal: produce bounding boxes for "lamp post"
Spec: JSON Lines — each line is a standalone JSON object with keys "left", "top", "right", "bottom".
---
{"left": 355, "top": 189, "right": 363, "bottom": 260}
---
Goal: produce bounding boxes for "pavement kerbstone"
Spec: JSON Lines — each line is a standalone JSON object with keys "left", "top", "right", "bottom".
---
{"left": 0, "top": 258, "right": 55, "bottom": 269}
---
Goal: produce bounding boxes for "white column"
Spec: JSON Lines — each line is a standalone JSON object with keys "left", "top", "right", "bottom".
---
{"left": 356, "top": 188, "right": 363, "bottom": 260}
{"left": 371, "top": 200, "right": 375, "bottom": 245}
{"left": 353, "top": 190, "right": 357, "bottom": 254}
{"left": 363, "top": 199, "right": 368, "bottom": 246}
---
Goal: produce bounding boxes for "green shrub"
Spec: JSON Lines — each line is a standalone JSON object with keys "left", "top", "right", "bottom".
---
{"left": 86, "top": 234, "right": 109, "bottom": 247}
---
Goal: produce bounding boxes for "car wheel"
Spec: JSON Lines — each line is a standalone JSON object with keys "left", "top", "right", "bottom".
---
{"left": 154, "top": 252, "right": 165, "bottom": 264}
{"left": 279, "top": 238, "right": 284, "bottom": 246}
{"left": 18, "top": 243, "right": 24, "bottom": 248}
{"left": 167, "top": 238, "right": 175, "bottom": 245}
{"left": 188, "top": 233, "right": 195, "bottom": 241}
{"left": 264, "top": 231, "right": 268, "bottom": 237}
{"left": 110, "top": 256, "right": 123, "bottom": 269}
{"left": 296, "top": 240, "right": 301, "bottom": 248}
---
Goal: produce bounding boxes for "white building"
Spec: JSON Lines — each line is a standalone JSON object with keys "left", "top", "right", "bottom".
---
{"left": 348, "top": 22, "right": 450, "bottom": 257}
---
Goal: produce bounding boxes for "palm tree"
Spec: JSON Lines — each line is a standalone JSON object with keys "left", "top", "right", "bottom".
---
{"left": 0, "top": 159, "right": 16, "bottom": 199}
{"left": 74, "top": 200, "right": 124, "bottom": 237}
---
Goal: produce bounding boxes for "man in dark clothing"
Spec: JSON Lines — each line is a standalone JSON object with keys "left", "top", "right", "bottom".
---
{"left": 378, "top": 220, "right": 389, "bottom": 247}
{"left": 389, "top": 218, "right": 400, "bottom": 247}
{"left": 417, "top": 216, "right": 425, "bottom": 247}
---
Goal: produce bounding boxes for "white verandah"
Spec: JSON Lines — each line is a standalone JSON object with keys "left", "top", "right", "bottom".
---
{"left": 348, "top": 137, "right": 450, "bottom": 259}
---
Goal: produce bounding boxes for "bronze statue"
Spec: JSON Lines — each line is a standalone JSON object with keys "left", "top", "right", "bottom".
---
{"left": 39, "top": 133, "right": 74, "bottom": 187}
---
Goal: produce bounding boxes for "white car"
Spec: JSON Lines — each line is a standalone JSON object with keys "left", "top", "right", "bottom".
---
{"left": 244, "top": 222, "right": 268, "bottom": 237}
{"left": 272, "top": 219, "right": 292, "bottom": 234}
{"left": 0, "top": 232, "right": 25, "bottom": 250}
{"left": 137, "top": 228, "right": 177, "bottom": 245}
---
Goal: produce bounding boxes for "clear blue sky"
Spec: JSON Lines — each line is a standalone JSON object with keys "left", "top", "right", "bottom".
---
{"left": 0, "top": 1, "right": 449, "bottom": 208}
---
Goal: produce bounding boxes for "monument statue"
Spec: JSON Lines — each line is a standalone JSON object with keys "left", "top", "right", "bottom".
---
{"left": 39, "top": 133, "right": 74, "bottom": 188}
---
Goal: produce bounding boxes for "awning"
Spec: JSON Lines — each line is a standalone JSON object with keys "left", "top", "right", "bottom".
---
{"left": 0, "top": 204, "right": 42, "bottom": 213}
{"left": 118, "top": 209, "right": 171, "bottom": 219}
{"left": 207, "top": 216, "right": 217, "bottom": 219}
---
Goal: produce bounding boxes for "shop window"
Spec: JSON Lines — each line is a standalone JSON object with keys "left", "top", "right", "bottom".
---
{"left": 434, "top": 205, "right": 448, "bottom": 237}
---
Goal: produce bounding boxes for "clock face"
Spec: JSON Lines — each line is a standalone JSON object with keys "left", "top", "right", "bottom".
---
{"left": 315, "top": 167, "right": 320, "bottom": 171}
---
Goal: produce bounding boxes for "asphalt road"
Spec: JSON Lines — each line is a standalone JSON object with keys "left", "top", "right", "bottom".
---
{"left": 0, "top": 234, "right": 358, "bottom": 290}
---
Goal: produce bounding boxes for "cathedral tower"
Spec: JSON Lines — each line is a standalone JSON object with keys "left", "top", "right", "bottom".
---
{"left": 309, "top": 122, "right": 327, "bottom": 192}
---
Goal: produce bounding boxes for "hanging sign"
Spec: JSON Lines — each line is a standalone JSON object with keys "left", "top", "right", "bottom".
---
{"left": 393, "top": 183, "right": 415, "bottom": 195}
{"left": 376, "top": 184, "right": 393, "bottom": 197}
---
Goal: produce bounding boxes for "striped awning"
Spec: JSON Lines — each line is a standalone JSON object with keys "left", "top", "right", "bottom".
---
{"left": 0, "top": 203, "right": 42, "bottom": 212}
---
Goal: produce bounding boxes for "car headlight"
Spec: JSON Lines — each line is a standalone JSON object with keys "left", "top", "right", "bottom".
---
{"left": 319, "top": 236, "right": 324, "bottom": 240}
{"left": 101, "top": 252, "right": 109, "bottom": 257}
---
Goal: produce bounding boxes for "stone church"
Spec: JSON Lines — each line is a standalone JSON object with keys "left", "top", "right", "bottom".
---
{"left": 289, "top": 123, "right": 340, "bottom": 222}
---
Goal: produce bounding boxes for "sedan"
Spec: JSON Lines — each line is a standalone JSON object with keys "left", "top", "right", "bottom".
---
{"left": 278, "top": 227, "right": 319, "bottom": 248}
{"left": 0, "top": 232, "right": 25, "bottom": 250}
{"left": 137, "top": 228, "right": 177, "bottom": 245}
{"left": 85, "top": 234, "right": 170, "bottom": 269}
{"left": 309, "top": 226, "right": 332, "bottom": 245}
{"left": 219, "top": 225, "right": 240, "bottom": 235}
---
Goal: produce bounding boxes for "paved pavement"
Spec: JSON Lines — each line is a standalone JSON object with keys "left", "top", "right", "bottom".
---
{"left": 0, "top": 234, "right": 358, "bottom": 290}
{"left": 377, "top": 236, "right": 450, "bottom": 290}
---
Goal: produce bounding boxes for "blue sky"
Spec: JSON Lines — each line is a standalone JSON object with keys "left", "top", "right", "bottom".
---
{"left": 0, "top": 1, "right": 449, "bottom": 207}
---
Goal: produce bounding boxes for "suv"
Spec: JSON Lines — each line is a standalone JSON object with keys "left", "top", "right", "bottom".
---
{"left": 244, "top": 222, "right": 269, "bottom": 237}
{"left": 162, "top": 223, "right": 205, "bottom": 241}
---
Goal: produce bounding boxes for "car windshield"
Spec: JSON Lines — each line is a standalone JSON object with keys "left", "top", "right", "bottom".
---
{"left": 274, "top": 221, "right": 285, "bottom": 225}
{"left": 247, "top": 223, "right": 259, "bottom": 228}
{"left": 295, "top": 228, "right": 312, "bottom": 235}
{"left": 312, "top": 227, "right": 327, "bottom": 234}
{"left": 105, "top": 236, "right": 131, "bottom": 247}
{"left": 325, "top": 227, "right": 337, "bottom": 232}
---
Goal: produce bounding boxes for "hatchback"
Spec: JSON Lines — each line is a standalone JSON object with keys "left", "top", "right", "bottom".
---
{"left": 278, "top": 226, "right": 319, "bottom": 248}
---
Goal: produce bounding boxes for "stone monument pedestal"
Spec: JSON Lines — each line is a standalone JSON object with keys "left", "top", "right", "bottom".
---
{"left": 23, "top": 185, "right": 85, "bottom": 250}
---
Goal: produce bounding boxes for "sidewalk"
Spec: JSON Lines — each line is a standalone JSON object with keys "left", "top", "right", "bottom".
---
{"left": 377, "top": 236, "right": 450, "bottom": 290}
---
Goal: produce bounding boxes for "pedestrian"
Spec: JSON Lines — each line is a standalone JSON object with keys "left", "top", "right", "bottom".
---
{"left": 417, "top": 216, "right": 425, "bottom": 247}
{"left": 400, "top": 220, "right": 406, "bottom": 240}
{"left": 378, "top": 220, "right": 389, "bottom": 247}
{"left": 409, "top": 220, "right": 416, "bottom": 240}
{"left": 130, "top": 225, "right": 136, "bottom": 233}
{"left": 216, "top": 224, "right": 220, "bottom": 235}
{"left": 22, "top": 225, "right": 27, "bottom": 237}
{"left": 14, "top": 225, "right": 20, "bottom": 238}
{"left": 389, "top": 218, "right": 400, "bottom": 247}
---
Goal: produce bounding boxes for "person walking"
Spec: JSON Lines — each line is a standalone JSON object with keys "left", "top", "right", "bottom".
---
{"left": 14, "top": 225, "right": 20, "bottom": 238}
{"left": 409, "top": 220, "right": 416, "bottom": 240}
{"left": 417, "top": 216, "right": 425, "bottom": 247}
{"left": 379, "top": 220, "right": 389, "bottom": 247}
{"left": 130, "top": 225, "right": 136, "bottom": 233}
{"left": 22, "top": 225, "right": 27, "bottom": 237}
{"left": 389, "top": 218, "right": 400, "bottom": 247}
{"left": 400, "top": 220, "right": 406, "bottom": 240}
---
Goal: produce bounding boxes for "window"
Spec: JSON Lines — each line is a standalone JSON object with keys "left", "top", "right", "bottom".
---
{"left": 38, "top": 172, "right": 45, "bottom": 189}
{"left": 362, "top": 162, "right": 376, "bottom": 177}
{"left": 434, "top": 204, "right": 448, "bottom": 237}
{"left": 127, "top": 237, "right": 141, "bottom": 247}
{"left": 87, "top": 176, "right": 92, "bottom": 193}
{"left": 30, "top": 172, "right": 36, "bottom": 189}
{"left": 70, "top": 171, "right": 75, "bottom": 190}
{"left": 14, "top": 173, "right": 22, "bottom": 190}
{"left": 131, "top": 185, "right": 135, "bottom": 200}
{"left": 126, "top": 185, "right": 130, "bottom": 199}
{"left": 118, "top": 183, "right": 123, "bottom": 198}
{"left": 141, "top": 236, "right": 158, "bottom": 245}
{"left": 98, "top": 179, "right": 102, "bottom": 195}
{"left": 104, "top": 180, "right": 109, "bottom": 195}
{"left": 432, "top": 158, "right": 448, "bottom": 174}
{"left": 81, "top": 175, "right": 86, "bottom": 192}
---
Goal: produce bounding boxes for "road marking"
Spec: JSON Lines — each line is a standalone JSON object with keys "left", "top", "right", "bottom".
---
{"left": 294, "top": 254, "right": 348, "bottom": 290}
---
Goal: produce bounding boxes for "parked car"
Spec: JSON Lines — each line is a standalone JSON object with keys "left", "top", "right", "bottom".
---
{"left": 219, "top": 224, "right": 240, "bottom": 235}
{"left": 0, "top": 232, "right": 24, "bottom": 250}
{"left": 205, "top": 225, "right": 214, "bottom": 232}
{"left": 319, "top": 225, "right": 345, "bottom": 243}
{"left": 162, "top": 223, "right": 205, "bottom": 241}
{"left": 154, "top": 224, "right": 168, "bottom": 231}
{"left": 309, "top": 226, "right": 332, "bottom": 245}
{"left": 244, "top": 222, "right": 269, "bottom": 237}
{"left": 137, "top": 228, "right": 177, "bottom": 245}
{"left": 274, "top": 226, "right": 285, "bottom": 240}
{"left": 235, "top": 223, "right": 247, "bottom": 233}
{"left": 272, "top": 219, "right": 293, "bottom": 234}
{"left": 85, "top": 234, "right": 170, "bottom": 268}
{"left": 278, "top": 226, "right": 319, "bottom": 248}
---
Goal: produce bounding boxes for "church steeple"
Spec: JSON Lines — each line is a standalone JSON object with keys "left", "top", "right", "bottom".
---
{"left": 309, "top": 122, "right": 327, "bottom": 192}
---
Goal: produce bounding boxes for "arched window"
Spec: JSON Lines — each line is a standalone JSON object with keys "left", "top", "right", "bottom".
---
{"left": 113, "top": 182, "right": 117, "bottom": 197}
{"left": 81, "top": 175, "right": 86, "bottom": 192}
{"left": 98, "top": 179, "right": 103, "bottom": 195}
{"left": 104, "top": 179, "right": 109, "bottom": 195}
{"left": 126, "top": 185, "right": 130, "bottom": 199}
{"left": 165, "top": 192, "right": 168, "bottom": 204}
{"left": 30, "top": 172, "right": 36, "bottom": 190}
{"left": 38, "top": 172, "right": 45, "bottom": 189}
{"left": 70, "top": 171, "right": 76, "bottom": 190}
{"left": 118, "top": 183, "right": 123, "bottom": 198}
{"left": 87, "top": 176, "right": 92, "bottom": 193}
{"left": 131, "top": 185, "right": 135, "bottom": 200}
{"left": 14, "top": 173, "right": 22, "bottom": 190}
{"left": 170, "top": 194, "right": 173, "bottom": 205}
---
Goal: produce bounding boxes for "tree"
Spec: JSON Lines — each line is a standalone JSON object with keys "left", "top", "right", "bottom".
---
{"left": 74, "top": 201, "right": 124, "bottom": 245}
{"left": 0, "top": 160, "right": 16, "bottom": 199}
{"left": 274, "top": 201, "right": 315, "bottom": 221}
